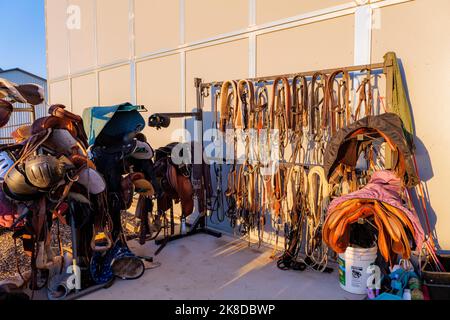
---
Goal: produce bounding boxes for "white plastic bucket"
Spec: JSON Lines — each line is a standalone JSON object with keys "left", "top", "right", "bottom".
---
{"left": 338, "top": 246, "right": 378, "bottom": 295}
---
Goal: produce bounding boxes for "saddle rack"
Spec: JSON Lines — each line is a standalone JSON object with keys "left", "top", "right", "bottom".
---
{"left": 151, "top": 78, "right": 222, "bottom": 254}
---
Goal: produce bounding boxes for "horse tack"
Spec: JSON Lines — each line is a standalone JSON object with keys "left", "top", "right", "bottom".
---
{"left": 236, "top": 80, "right": 258, "bottom": 233}
{"left": 270, "top": 77, "right": 291, "bottom": 147}
{"left": 48, "top": 104, "right": 89, "bottom": 148}
{"left": 237, "top": 80, "right": 256, "bottom": 130}
{"left": 265, "top": 78, "right": 292, "bottom": 255}
{"left": 205, "top": 65, "right": 414, "bottom": 273}
{"left": 0, "top": 77, "right": 45, "bottom": 106}
{"left": 309, "top": 72, "right": 328, "bottom": 141}
{"left": 305, "top": 166, "right": 330, "bottom": 269}
{"left": 324, "top": 70, "right": 352, "bottom": 136}
{"left": 254, "top": 82, "right": 270, "bottom": 243}
{"left": 219, "top": 80, "right": 239, "bottom": 132}
{"left": 133, "top": 142, "right": 196, "bottom": 246}
{"left": 291, "top": 75, "right": 308, "bottom": 132}
{"left": 1, "top": 104, "right": 116, "bottom": 293}
{"left": 354, "top": 70, "right": 373, "bottom": 121}
{"left": 0, "top": 98, "right": 13, "bottom": 128}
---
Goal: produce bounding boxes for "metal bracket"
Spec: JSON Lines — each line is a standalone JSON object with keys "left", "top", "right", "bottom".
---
{"left": 150, "top": 111, "right": 202, "bottom": 122}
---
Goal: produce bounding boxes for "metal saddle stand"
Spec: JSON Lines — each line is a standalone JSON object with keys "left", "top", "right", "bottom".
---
{"left": 151, "top": 79, "right": 222, "bottom": 254}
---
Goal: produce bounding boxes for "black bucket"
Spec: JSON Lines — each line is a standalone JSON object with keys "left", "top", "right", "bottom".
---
{"left": 422, "top": 254, "right": 450, "bottom": 300}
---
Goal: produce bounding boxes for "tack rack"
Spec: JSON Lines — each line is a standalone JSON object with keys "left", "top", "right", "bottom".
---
{"left": 149, "top": 60, "right": 396, "bottom": 253}
{"left": 192, "top": 59, "right": 396, "bottom": 249}
{"left": 200, "top": 59, "right": 396, "bottom": 167}
{"left": 151, "top": 78, "right": 222, "bottom": 255}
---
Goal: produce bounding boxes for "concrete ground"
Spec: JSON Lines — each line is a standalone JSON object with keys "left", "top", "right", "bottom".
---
{"left": 82, "top": 233, "right": 363, "bottom": 300}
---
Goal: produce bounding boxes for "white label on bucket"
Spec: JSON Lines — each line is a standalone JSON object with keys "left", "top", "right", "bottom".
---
{"left": 351, "top": 266, "right": 364, "bottom": 288}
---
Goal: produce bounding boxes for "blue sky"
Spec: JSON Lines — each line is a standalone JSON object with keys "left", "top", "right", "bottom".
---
{"left": 0, "top": 0, "right": 46, "bottom": 79}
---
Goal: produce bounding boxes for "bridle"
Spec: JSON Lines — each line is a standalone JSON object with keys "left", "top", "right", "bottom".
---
{"left": 325, "top": 70, "right": 351, "bottom": 136}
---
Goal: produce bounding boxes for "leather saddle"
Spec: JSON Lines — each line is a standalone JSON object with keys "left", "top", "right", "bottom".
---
{"left": 154, "top": 143, "right": 194, "bottom": 217}
{"left": 0, "top": 78, "right": 45, "bottom": 106}
{"left": 0, "top": 99, "right": 13, "bottom": 128}
{"left": 155, "top": 142, "right": 192, "bottom": 177}
{"left": 31, "top": 104, "right": 88, "bottom": 149}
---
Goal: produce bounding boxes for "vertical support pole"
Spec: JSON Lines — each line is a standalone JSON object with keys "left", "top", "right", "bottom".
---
{"left": 384, "top": 55, "right": 396, "bottom": 169}
{"left": 384, "top": 55, "right": 395, "bottom": 113}
{"left": 193, "top": 78, "right": 206, "bottom": 226}
{"left": 248, "top": 0, "right": 257, "bottom": 78}
{"left": 129, "top": 0, "right": 137, "bottom": 105}
{"left": 354, "top": 3, "right": 372, "bottom": 65}
{"left": 31, "top": 106, "right": 37, "bottom": 123}
{"left": 179, "top": 0, "right": 187, "bottom": 141}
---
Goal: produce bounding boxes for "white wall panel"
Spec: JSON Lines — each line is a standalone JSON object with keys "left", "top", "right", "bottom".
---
{"left": 68, "top": 0, "right": 97, "bottom": 73}
{"left": 71, "top": 73, "right": 97, "bottom": 115}
{"left": 98, "top": 65, "right": 131, "bottom": 105}
{"left": 185, "top": 0, "right": 248, "bottom": 43}
{"left": 46, "top": 0, "right": 70, "bottom": 79}
{"left": 135, "top": 0, "right": 180, "bottom": 55}
{"left": 49, "top": 79, "right": 71, "bottom": 107}
{"left": 96, "top": 0, "right": 130, "bottom": 65}
{"left": 136, "top": 54, "right": 181, "bottom": 147}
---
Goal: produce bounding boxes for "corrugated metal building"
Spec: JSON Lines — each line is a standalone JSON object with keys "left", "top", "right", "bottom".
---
{"left": 0, "top": 68, "right": 48, "bottom": 144}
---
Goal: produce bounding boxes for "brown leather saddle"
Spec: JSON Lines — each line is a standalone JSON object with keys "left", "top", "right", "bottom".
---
{"left": 133, "top": 142, "right": 194, "bottom": 246}
{"left": 154, "top": 142, "right": 194, "bottom": 217}
{"left": 31, "top": 104, "right": 89, "bottom": 149}
{"left": 0, "top": 78, "right": 44, "bottom": 106}
{"left": 0, "top": 99, "right": 13, "bottom": 128}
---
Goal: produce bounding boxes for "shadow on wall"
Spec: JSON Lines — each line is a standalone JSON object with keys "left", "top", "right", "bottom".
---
{"left": 398, "top": 57, "right": 442, "bottom": 250}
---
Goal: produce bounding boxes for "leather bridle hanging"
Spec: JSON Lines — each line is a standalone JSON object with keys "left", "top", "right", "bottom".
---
{"left": 270, "top": 77, "right": 291, "bottom": 148}
{"left": 205, "top": 61, "right": 399, "bottom": 274}
{"left": 354, "top": 70, "right": 373, "bottom": 121}
{"left": 220, "top": 81, "right": 240, "bottom": 227}
{"left": 306, "top": 166, "right": 330, "bottom": 271}
{"left": 325, "top": 70, "right": 351, "bottom": 136}
{"left": 291, "top": 75, "right": 309, "bottom": 137}
{"left": 308, "top": 72, "right": 328, "bottom": 165}
{"left": 237, "top": 80, "right": 257, "bottom": 233}
{"left": 219, "top": 80, "right": 239, "bottom": 132}
{"left": 309, "top": 72, "right": 328, "bottom": 140}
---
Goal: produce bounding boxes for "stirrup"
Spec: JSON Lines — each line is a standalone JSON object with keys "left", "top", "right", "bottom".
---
{"left": 90, "top": 231, "right": 113, "bottom": 252}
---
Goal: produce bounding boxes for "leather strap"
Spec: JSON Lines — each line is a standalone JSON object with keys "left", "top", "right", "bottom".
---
{"left": 270, "top": 77, "right": 291, "bottom": 132}
{"left": 219, "top": 80, "right": 238, "bottom": 131}
{"left": 291, "top": 75, "right": 308, "bottom": 130}
{"left": 237, "top": 80, "right": 255, "bottom": 129}
{"left": 354, "top": 71, "right": 373, "bottom": 121}
{"left": 309, "top": 73, "right": 328, "bottom": 139}
{"left": 306, "top": 166, "right": 330, "bottom": 270}
{"left": 325, "top": 70, "right": 351, "bottom": 136}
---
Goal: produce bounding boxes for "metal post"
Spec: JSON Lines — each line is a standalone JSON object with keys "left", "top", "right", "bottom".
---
{"left": 383, "top": 56, "right": 395, "bottom": 169}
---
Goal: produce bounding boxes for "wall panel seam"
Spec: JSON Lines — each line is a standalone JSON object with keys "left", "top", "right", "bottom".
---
{"left": 44, "top": 0, "right": 50, "bottom": 105}
{"left": 179, "top": 0, "right": 185, "bottom": 45}
{"left": 180, "top": 51, "right": 186, "bottom": 140}
{"left": 129, "top": 0, "right": 137, "bottom": 104}
{"left": 65, "top": 0, "right": 73, "bottom": 110}
{"left": 48, "top": 0, "right": 413, "bottom": 83}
